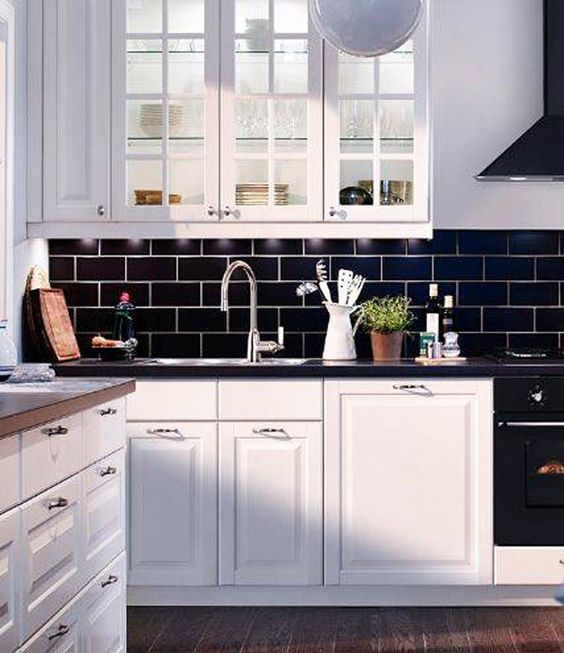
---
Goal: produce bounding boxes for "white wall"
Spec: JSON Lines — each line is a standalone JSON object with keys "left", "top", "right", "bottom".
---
{"left": 431, "top": 0, "right": 564, "bottom": 229}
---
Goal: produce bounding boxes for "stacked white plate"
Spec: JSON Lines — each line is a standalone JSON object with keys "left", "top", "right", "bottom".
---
{"left": 236, "top": 183, "right": 289, "bottom": 205}
{"left": 139, "top": 104, "right": 185, "bottom": 138}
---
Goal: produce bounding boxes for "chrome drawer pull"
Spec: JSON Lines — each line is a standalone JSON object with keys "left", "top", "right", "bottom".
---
{"left": 48, "top": 624, "right": 70, "bottom": 641}
{"left": 147, "top": 428, "right": 183, "bottom": 438}
{"left": 47, "top": 497, "right": 69, "bottom": 510}
{"left": 101, "top": 574, "right": 118, "bottom": 588}
{"left": 98, "top": 407, "right": 117, "bottom": 416}
{"left": 99, "top": 466, "right": 117, "bottom": 477}
{"left": 252, "top": 428, "right": 289, "bottom": 439}
{"left": 42, "top": 425, "right": 69, "bottom": 436}
{"left": 393, "top": 384, "right": 432, "bottom": 395}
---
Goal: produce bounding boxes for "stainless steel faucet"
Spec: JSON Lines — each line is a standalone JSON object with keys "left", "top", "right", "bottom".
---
{"left": 221, "top": 261, "right": 285, "bottom": 363}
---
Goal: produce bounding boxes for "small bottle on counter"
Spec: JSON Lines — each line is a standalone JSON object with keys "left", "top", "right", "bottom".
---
{"left": 112, "top": 292, "right": 136, "bottom": 342}
{"left": 425, "top": 284, "right": 441, "bottom": 342}
{"left": 442, "top": 295, "right": 455, "bottom": 336}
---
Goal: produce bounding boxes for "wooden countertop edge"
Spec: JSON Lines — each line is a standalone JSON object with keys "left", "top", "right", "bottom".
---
{"left": 0, "top": 379, "right": 136, "bottom": 439}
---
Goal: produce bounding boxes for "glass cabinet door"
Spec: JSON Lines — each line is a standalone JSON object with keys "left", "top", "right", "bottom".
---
{"left": 324, "top": 3, "right": 428, "bottom": 224}
{"left": 220, "top": 0, "right": 323, "bottom": 222}
{"left": 112, "top": 0, "right": 219, "bottom": 221}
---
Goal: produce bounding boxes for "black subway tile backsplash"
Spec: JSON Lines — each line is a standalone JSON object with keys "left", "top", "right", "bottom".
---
{"left": 47, "top": 231, "right": 564, "bottom": 358}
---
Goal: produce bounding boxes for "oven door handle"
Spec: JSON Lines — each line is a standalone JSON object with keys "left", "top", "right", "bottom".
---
{"left": 498, "top": 422, "right": 564, "bottom": 428}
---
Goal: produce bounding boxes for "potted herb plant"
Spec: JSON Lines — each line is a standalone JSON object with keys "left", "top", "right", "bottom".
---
{"left": 355, "top": 295, "right": 414, "bottom": 361}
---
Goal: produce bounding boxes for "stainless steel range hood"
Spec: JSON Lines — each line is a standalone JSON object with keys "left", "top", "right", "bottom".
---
{"left": 476, "top": 0, "right": 564, "bottom": 181}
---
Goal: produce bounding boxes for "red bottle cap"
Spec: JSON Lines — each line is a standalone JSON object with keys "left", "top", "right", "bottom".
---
{"left": 120, "top": 292, "right": 130, "bottom": 302}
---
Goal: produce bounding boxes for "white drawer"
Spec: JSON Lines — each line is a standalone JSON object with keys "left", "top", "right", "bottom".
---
{"left": 21, "top": 413, "right": 83, "bottom": 499}
{"left": 79, "top": 553, "right": 126, "bottom": 653}
{"left": 18, "top": 594, "right": 80, "bottom": 653}
{"left": 83, "top": 397, "right": 126, "bottom": 466}
{"left": 219, "top": 380, "right": 323, "bottom": 421}
{"left": 495, "top": 546, "right": 564, "bottom": 585}
{"left": 127, "top": 381, "right": 217, "bottom": 420}
{"left": 82, "top": 450, "right": 126, "bottom": 583}
{"left": 21, "top": 476, "right": 82, "bottom": 640}
{"left": 0, "top": 434, "right": 20, "bottom": 513}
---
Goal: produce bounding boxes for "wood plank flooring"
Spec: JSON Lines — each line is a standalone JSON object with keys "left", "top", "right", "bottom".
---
{"left": 128, "top": 607, "right": 564, "bottom": 653}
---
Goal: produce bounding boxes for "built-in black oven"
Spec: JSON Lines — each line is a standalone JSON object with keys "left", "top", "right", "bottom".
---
{"left": 495, "top": 377, "right": 564, "bottom": 546}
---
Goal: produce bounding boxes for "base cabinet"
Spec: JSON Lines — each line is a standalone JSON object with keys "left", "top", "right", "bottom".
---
{"left": 219, "top": 422, "right": 323, "bottom": 586}
{"left": 128, "top": 423, "right": 217, "bottom": 586}
{"left": 325, "top": 379, "right": 493, "bottom": 586}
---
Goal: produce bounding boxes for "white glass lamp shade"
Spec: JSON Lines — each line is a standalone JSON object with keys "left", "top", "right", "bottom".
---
{"left": 309, "top": 0, "right": 423, "bottom": 57}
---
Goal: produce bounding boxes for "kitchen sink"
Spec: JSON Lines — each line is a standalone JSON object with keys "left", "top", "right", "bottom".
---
{"left": 135, "top": 358, "right": 310, "bottom": 367}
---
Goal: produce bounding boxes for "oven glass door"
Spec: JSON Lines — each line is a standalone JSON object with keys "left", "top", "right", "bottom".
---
{"left": 495, "top": 421, "right": 564, "bottom": 545}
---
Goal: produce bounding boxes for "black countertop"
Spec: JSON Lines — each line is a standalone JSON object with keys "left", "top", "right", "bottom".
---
{"left": 52, "top": 358, "right": 564, "bottom": 379}
{"left": 0, "top": 378, "right": 135, "bottom": 438}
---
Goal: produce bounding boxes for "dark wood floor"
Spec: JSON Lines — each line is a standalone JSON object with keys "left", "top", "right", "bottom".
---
{"left": 128, "top": 606, "right": 564, "bottom": 653}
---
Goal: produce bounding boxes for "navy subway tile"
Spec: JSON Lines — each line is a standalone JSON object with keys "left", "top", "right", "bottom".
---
{"left": 383, "top": 257, "right": 431, "bottom": 280}
{"left": 305, "top": 239, "right": 354, "bottom": 255}
{"left": 458, "top": 282, "right": 508, "bottom": 306}
{"left": 152, "top": 239, "right": 201, "bottom": 255}
{"left": 458, "top": 231, "right": 507, "bottom": 255}
{"left": 435, "top": 257, "right": 483, "bottom": 281}
{"left": 536, "top": 309, "right": 564, "bottom": 332}
{"left": 49, "top": 257, "right": 75, "bottom": 281}
{"left": 127, "top": 257, "right": 176, "bottom": 281}
{"left": 100, "top": 283, "right": 150, "bottom": 307}
{"left": 254, "top": 239, "right": 303, "bottom": 255}
{"left": 152, "top": 283, "right": 200, "bottom": 307}
{"left": 537, "top": 257, "right": 564, "bottom": 280}
{"left": 152, "top": 334, "right": 200, "bottom": 358}
{"left": 509, "top": 231, "right": 559, "bottom": 255}
{"left": 330, "top": 257, "right": 381, "bottom": 281}
{"left": 179, "top": 257, "right": 227, "bottom": 281}
{"left": 485, "top": 257, "right": 535, "bottom": 281}
{"left": 510, "top": 283, "right": 559, "bottom": 306}
{"left": 203, "top": 239, "right": 252, "bottom": 256}
{"left": 78, "top": 257, "right": 125, "bottom": 281}
{"left": 100, "top": 239, "right": 150, "bottom": 256}
{"left": 407, "top": 231, "right": 457, "bottom": 255}
{"left": 483, "top": 308, "right": 534, "bottom": 332}
{"left": 178, "top": 308, "right": 226, "bottom": 332}
{"left": 356, "top": 239, "right": 406, "bottom": 255}
{"left": 49, "top": 239, "right": 99, "bottom": 256}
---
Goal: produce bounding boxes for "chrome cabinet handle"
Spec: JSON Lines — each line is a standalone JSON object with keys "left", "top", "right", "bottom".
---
{"left": 252, "top": 428, "right": 289, "bottom": 439}
{"left": 99, "top": 466, "right": 117, "bottom": 477}
{"left": 98, "top": 407, "right": 117, "bottom": 416}
{"left": 223, "top": 205, "right": 232, "bottom": 217}
{"left": 329, "top": 207, "right": 346, "bottom": 220}
{"left": 97, "top": 205, "right": 105, "bottom": 217}
{"left": 393, "top": 384, "right": 432, "bottom": 395}
{"left": 101, "top": 574, "right": 119, "bottom": 588}
{"left": 146, "top": 428, "right": 183, "bottom": 438}
{"left": 47, "top": 497, "right": 69, "bottom": 510}
{"left": 48, "top": 624, "right": 70, "bottom": 641}
{"left": 207, "top": 205, "right": 216, "bottom": 217}
{"left": 42, "top": 425, "right": 69, "bottom": 436}
{"left": 329, "top": 206, "right": 337, "bottom": 217}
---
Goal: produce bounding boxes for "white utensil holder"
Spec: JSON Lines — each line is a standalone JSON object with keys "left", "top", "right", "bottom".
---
{"left": 322, "top": 302, "right": 357, "bottom": 361}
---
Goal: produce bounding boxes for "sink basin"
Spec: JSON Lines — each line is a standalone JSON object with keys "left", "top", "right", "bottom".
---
{"left": 135, "top": 358, "right": 309, "bottom": 367}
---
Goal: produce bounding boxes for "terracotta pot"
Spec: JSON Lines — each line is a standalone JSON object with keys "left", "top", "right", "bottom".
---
{"left": 370, "top": 331, "right": 404, "bottom": 361}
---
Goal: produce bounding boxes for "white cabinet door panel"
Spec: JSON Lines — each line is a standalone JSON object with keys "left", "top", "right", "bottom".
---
{"left": 129, "top": 423, "right": 217, "bottom": 586}
{"left": 21, "top": 477, "right": 82, "bottom": 640}
{"left": 220, "top": 422, "right": 323, "bottom": 586}
{"left": 44, "top": 0, "right": 110, "bottom": 221}
{"left": 83, "top": 450, "right": 126, "bottom": 583}
{"left": 80, "top": 553, "right": 126, "bottom": 653}
{"left": 21, "top": 413, "right": 83, "bottom": 499}
{"left": 0, "top": 434, "right": 20, "bottom": 513}
{"left": 325, "top": 380, "right": 493, "bottom": 586}
{"left": 0, "top": 508, "right": 19, "bottom": 653}
{"left": 83, "top": 399, "right": 126, "bottom": 466}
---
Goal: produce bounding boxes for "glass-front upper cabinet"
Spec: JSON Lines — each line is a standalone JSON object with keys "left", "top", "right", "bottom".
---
{"left": 112, "top": 0, "right": 219, "bottom": 221}
{"left": 220, "top": 0, "right": 323, "bottom": 222}
{"left": 324, "top": 2, "right": 429, "bottom": 224}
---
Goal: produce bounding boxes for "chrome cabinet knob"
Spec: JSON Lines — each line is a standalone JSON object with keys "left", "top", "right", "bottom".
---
{"left": 207, "top": 206, "right": 216, "bottom": 217}
{"left": 529, "top": 386, "right": 546, "bottom": 406}
{"left": 223, "top": 206, "right": 232, "bottom": 217}
{"left": 329, "top": 206, "right": 347, "bottom": 220}
{"left": 97, "top": 205, "right": 105, "bottom": 217}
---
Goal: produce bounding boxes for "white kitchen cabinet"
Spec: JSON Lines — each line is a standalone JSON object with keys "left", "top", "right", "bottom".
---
{"left": 30, "top": 0, "right": 431, "bottom": 238}
{"left": 43, "top": 0, "right": 111, "bottom": 222}
{"left": 219, "top": 0, "right": 323, "bottom": 223}
{"left": 80, "top": 554, "right": 126, "bottom": 653}
{"left": 111, "top": 0, "right": 220, "bottom": 222}
{"left": 82, "top": 450, "right": 126, "bottom": 584}
{"left": 21, "top": 476, "right": 83, "bottom": 641}
{"left": 324, "top": 1, "right": 429, "bottom": 229}
{"left": 129, "top": 422, "right": 218, "bottom": 586}
{"left": 0, "top": 508, "right": 19, "bottom": 653}
{"left": 219, "top": 421, "right": 322, "bottom": 585}
{"left": 325, "top": 379, "right": 493, "bottom": 586}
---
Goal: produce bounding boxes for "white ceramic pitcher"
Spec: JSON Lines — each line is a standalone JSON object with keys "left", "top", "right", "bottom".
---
{"left": 322, "top": 302, "right": 357, "bottom": 361}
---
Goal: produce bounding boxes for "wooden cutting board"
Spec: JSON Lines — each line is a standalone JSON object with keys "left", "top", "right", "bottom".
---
{"left": 30, "top": 288, "right": 81, "bottom": 362}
